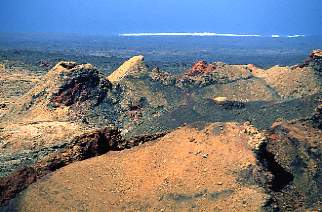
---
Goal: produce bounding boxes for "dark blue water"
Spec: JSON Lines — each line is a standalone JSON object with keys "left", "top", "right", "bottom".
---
{"left": 1, "top": 33, "right": 322, "bottom": 69}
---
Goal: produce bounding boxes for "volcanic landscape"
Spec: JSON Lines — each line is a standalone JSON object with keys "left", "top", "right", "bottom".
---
{"left": 0, "top": 50, "right": 321, "bottom": 211}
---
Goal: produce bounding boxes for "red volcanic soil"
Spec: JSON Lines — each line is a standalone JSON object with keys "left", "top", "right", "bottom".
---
{"left": 185, "top": 61, "right": 217, "bottom": 76}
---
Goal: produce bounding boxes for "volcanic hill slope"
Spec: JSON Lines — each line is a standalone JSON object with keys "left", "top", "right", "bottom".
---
{"left": 0, "top": 50, "right": 321, "bottom": 211}
{"left": 4, "top": 123, "right": 271, "bottom": 211}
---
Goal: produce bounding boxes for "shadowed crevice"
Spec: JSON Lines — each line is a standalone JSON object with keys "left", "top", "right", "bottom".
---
{"left": 256, "top": 143, "right": 294, "bottom": 192}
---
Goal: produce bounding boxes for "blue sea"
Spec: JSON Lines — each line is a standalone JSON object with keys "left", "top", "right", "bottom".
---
{"left": 1, "top": 32, "right": 322, "bottom": 71}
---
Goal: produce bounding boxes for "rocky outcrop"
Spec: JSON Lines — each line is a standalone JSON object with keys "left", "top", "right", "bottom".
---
{"left": 149, "top": 61, "right": 255, "bottom": 89}
{"left": 310, "top": 49, "right": 322, "bottom": 60}
{"left": 176, "top": 61, "right": 253, "bottom": 88}
{"left": 48, "top": 62, "right": 110, "bottom": 108}
{"left": 150, "top": 67, "right": 176, "bottom": 86}
{"left": 19, "top": 61, "right": 111, "bottom": 110}
{"left": 107, "top": 55, "right": 146, "bottom": 83}
{"left": 185, "top": 60, "right": 216, "bottom": 76}
{"left": 310, "top": 49, "right": 322, "bottom": 77}
{"left": 264, "top": 119, "right": 322, "bottom": 210}
{"left": 299, "top": 49, "right": 322, "bottom": 76}
{"left": 0, "top": 61, "right": 119, "bottom": 126}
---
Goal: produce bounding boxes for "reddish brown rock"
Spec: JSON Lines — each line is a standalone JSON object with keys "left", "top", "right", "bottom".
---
{"left": 47, "top": 62, "right": 111, "bottom": 107}
{"left": 309, "top": 49, "right": 322, "bottom": 59}
{"left": 185, "top": 60, "right": 217, "bottom": 76}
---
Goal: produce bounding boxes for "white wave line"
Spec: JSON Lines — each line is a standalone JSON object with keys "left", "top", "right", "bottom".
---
{"left": 119, "top": 32, "right": 306, "bottom": 38}
{"left": 214, "top": 33, "right": 261, "bottom": 37}
{"left": 287, "top": 34, "right": 305, "bottom": 38}
{"left": 119, "top": 32, "right": 261, "bottom": 37}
